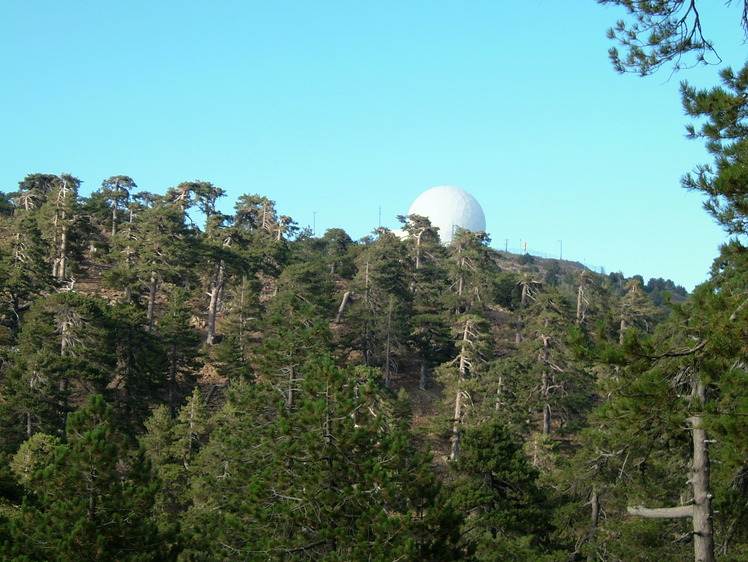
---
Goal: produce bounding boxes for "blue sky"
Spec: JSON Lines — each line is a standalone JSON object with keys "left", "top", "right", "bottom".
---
{"left": 2, "top": 1, "right": 745, "bottom": 290}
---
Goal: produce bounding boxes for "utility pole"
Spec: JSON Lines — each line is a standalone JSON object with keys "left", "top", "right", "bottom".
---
{"left": 558, "top": 240, "right": 563, "bottom": 260}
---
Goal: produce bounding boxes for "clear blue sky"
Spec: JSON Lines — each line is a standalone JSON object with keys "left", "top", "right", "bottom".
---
{"left": 2, "top": 1, "right": 745, "bottom": 290}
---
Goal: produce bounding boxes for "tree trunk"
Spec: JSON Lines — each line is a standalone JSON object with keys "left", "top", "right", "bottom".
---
{"left": 55, "top": 181, "right": 70, "bottom": 281}
{"left": 415, "top": 231, "right": 422, "bottom": 269}
{"left": 515, "top": 315, "right": 524, "bottom": 343}
{"left": 450, "top": 321, "right": 470, "bottom": 461}
{"left": 539, "top": 334, "right": 552, "bottom": 436}
{"left": 169, "top": 342, "right": 178, "bottom": 417}
{"left": 591, "top": 488, "right": 600, "bottom": 527}
{"left": 206, "top": 259, "right": 225, "bottom": 346}
{"left": 495, "top": 375, "right": 503, "bottom": 411}
{"left": 450, "top": 383, "right": 462, "bottom": 461}
{"left": 334, "top": 291, "right": 352, "bottom": 324}
{"left": 419, "top": 357, "right": 428, "bottom": 391}
{"left": 52, "top": 206, "right": 60, "bottom": 279}
{"left": 627, "top": 377, "right": 714, "bottom": 562}
{"left": 147, "top": 271, "right": 158, "bottom": 328}
{"left": 11, "top": 293, "right": 21, "bottom": 338}
{"left": 59, "top": 219, "right": 68, "bottom": 280}
{"left": 111, "top": 199, "right": 118, "bottom": 237}
{"left": 690, "top": 413, "right": 714, "bottom": 562}
{"left": 541, "top": 372, "right": 552, "bottom": 435}
{"left": 286, "top": 365, "right": 295, "bottom": 409}
{"left": 384, "top": 302, "right": 392, "bottom": 388}
{"left": 516, "top": 281, "right": 529, "bottom": 343}
{"left": 58, "top": 315, "right": 71, "bottom": 426}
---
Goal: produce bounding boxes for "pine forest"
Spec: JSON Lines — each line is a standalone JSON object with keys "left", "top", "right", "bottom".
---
{"left": 2, "top": 3, "right": 748, "bottom": 561}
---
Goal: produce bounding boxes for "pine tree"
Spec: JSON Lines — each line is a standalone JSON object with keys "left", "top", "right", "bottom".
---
{"left": 345, "top": 230, "right": 413, "bottom": 387}
{"left": 100, "top": 175, "right": 136, "bottom": 237}
{"left": 210, "top": 275, "right": 260, "bottom": 382}
{"left": 256, "top": 293, "right": 333, "bottom": 410}
{"left": 133, "top": 198, "right": 197, "bottom": 327}
{"left": 157, "top": 289, "right": 202, "bottom": 417}
{"left": 37, "top": 174, "right": 85, "bottom": 283}
{"left": 108, "top": 301, "right": 167, "bottom": 430}
{"left": 402, "top": 214, "right": 454, "bottom": 390}
{"left": 449, "top": 420, "right": 556, "bottom": 559}
{"left": 437, "top": 314, "right": 492, "bottom": 461}
{"left": 180, "top": 357, "right": 462, "bottom": 560}
{"left": 0, "top": 199, "right": 53, "bottom": 338}
{"left": 0, "top": 293, "right": 116, "bottom": 444}
{"left": 2, "top": 395, "right": 175, "bottom": 561}
{"left": 445, "top": 228, "right": 496, "bottom": 315}
{"left": 320, "top": 227, "right": 355, "bottom": 278}
{"left": 519, "top": 285, "right": 595, "bottom": 437}
{"left": 140, "top": 389, "right": 213, "bottom": 539}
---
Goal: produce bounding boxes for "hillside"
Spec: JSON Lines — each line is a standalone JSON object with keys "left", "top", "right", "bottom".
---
{"left": 1, "top": 176, "right": 744, "bottom": 561}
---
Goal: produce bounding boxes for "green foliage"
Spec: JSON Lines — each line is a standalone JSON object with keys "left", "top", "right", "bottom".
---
{"left": 214, "top": 274, "right": 262, "bottom": 367}
{"left": 140, "top": 389, "right": 213, "bottom": 539}
{"left": 449, "top": 420, "right": 557, "bottom": 559}
{"left": 0, "top": 292, "right": 117, "bottom": 444}
{"left": 2, "top": 166, "right": 743, "bottom": 558}
{"left": 682, "top": 63, "right": 748, "bottom": 235}
{"left": 2, "top": 395, "right": 175, "bottom": 560}
{"left": 561, "top": 240, "right": 748, "bottom": 557}
{"left": 323, "top": 228, "right": 356, "bottom": 276}
{"left": 645, "top": 276, "right": 687, "bottom": 304}
{"left": 99, "top": 175, "right": 136, "bottom": 236}
{"left": 544, "top": 259, "right": 561, "bottom": 286}
{"left": 180, "top": 357, "right": 462, "bottom": 560}
{"left": 0, "top": 177, "right": 57, "bottom": 335}
{"left": 10, "top": 433, "right": 62, "bottom": 485}
{"left": 107, "top": 301, "right": 167, "bottom": 431}
{"left": 275, "top": 261, "right": 336, "bottom": 313}
{"left": 445, "top": 229, "right": 497, "bottom": 314}
{"left": 158, "top": 289, "right": 202, "bottom": 416}
{"left": 598, "top": 0, "right": 747, "bottom": 75}
{"left": 517, "top": 252, "right": 534, "bottom": 265}
{"left": 493, "top": 271, "right": 520, "bottom": 309}
{"left": 102, "top": 193, "right": 197, "bottom": 315}
{"left": 511, "top": 283, "right": 597, "bottom": 437}
{"left": 0, "top": 192, "right": 12, "bottom": 217}
{"left": 297, "top": 227, "right": 358, "bottom": 279}
{"left": 345, "top": 231, "right": 413, "bottom": 383}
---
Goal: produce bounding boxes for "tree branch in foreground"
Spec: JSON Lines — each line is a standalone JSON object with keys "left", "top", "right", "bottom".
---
{"left": 627, "top": 504, "right": 694, "bottom": 519}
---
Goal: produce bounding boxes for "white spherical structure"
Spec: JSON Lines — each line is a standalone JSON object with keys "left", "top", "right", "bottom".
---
{"left": 407, "top": 185, "right": 486, "bottom": 244}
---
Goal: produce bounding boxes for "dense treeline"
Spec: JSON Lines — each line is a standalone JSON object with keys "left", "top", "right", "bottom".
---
{"left": 0, "top": 167, "right": 743, "bottom": 561}
{"left": 2, "top": 3, "right": 748, "bottom": 557}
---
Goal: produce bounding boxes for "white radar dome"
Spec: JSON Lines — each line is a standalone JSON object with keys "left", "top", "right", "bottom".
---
{"left": 407, "top": 185, "right": 486, "bottom": 244}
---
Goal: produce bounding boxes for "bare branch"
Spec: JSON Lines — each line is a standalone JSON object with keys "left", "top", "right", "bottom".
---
{"left": 628, "top": 504, "right": 694, "bottom": 518}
